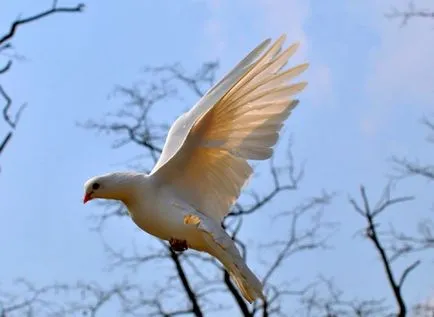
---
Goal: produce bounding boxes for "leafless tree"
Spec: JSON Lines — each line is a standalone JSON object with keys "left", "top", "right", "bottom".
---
{"left": 300, "top": 116, "right": 434, "bottom": 317}
{"left": 0, "top": 0, "right": 84, "bottom": 168}
{"left": 388, "top": 116, "right": 434, "bottom": 317}
{"left": 385, "top": 5, "right": 434, "bottom": 312}
{"left": 298, "top": 182, "right": 421, "bottom": 317}
{"left": 80, "top": 61, "right": 336, "bottom": 316}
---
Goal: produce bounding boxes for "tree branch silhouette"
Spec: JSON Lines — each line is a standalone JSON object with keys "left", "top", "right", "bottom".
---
{"left": 0, "top": 0, "right": 84, "bottom": 167}
{"left": 301, "top": 275, "right": 389, "bottom": 317}
{"left": 388, "top": 116, "right": 434, "bottom": 264}
{"left": 0, "top": 279, "right": 141, "bottom": 317}
{"left": 386, "top": 1, "right": 434, "bottom": 26}
{"left": 349, "top": 184, "right": 417, "bottom": 317}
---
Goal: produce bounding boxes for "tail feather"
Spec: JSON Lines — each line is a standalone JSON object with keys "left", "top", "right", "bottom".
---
{"left": 206, "top": 237, "right": 265, "bottom": 303}
{"left": 227, "top": 259, "right": 265, "bottom": 303}
{"left": 194, "top": 214, "right": 265, "bottom": 303}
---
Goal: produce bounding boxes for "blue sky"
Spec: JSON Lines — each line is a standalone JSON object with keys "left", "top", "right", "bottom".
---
{"left": 0, "top": 0, "right": 433, "bottom": 315}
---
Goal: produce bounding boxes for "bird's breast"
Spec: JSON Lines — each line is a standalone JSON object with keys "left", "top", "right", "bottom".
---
{"left": 126, "top": 186, "right": 201, "bottom": 244}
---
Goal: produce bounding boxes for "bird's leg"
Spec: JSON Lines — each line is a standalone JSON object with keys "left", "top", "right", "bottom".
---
{"left": 169, "top": 238, "right": 189, "bottom": 252}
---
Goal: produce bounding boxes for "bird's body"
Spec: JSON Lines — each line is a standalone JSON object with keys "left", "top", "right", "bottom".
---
{"left": 122, "top": 174, "right": 208, "bottom": 251}
{"left": 83, "top": 34, "right": 309, "bottom": 303}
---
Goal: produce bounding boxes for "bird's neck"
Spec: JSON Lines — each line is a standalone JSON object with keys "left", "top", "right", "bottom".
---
{"left": 108, "top": 172, "right": 150, "bottom": 205}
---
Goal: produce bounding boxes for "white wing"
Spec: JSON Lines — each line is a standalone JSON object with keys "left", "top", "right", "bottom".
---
{"left": 151, "top": 37, "right": 272, "bottom": 173}
{"left": 150, "top": 34, "right": 309, "bottom": 223}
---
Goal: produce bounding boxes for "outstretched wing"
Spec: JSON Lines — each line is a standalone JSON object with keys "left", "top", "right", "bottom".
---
{"left": 151, "top": 38, "right": 272, "bottom": 173}
{"left": 150, "top": 34, "right": 309, "bottom": 223}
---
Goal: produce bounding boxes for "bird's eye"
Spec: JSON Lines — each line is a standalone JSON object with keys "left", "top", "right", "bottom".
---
{"left": 92, "top": 183, "right": 100, "bottom": 190}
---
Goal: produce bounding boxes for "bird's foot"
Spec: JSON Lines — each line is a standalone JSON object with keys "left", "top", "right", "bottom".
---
{"left": 169, "top": 238, "right": 189, "bottom": 252}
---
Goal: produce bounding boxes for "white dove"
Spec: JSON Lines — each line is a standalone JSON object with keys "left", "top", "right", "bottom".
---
{"left": 83, "top": 34, "right": 308, "bottom": 303}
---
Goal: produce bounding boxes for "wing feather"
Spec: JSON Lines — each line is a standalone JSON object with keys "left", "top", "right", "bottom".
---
{"left": 150, "top": 35, "right": 308, "bottom": 222}
{"left": 151, "top": 38, "right": 272, "bottom": 173}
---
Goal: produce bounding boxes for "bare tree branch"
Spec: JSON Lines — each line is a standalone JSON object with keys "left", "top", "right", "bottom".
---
{"left": 169, "top": 248, "right": 204, "bottom": 317}
{"left": 0, "top": 1, "right": 85, "bottom": 165}
{"left": 0, "top": 60, "right": 12, "bottom": 75}
{"left": 81, "top": 62, "right": 219, "bottom": 166}
{"left": 262, "top": 191, "right": 335, "bottom": 285}
{"left": 0, "top": 132, "right": 12, "bottom": 157}
{"left": 385, "top": 1, "right": 434, "bottom": 26}
{"left": 0, "top": 85, "right": 26, "bottom": 129}
{"left": 387, "top": 220, "right": 434, "bottom": 261}
{"left": 392, "top": 157, "right": 434, "bottom": 182}
{"left": 349, "top": 184, "right": 417, "bottom": 317}
{"left": 0, "top": 279, "right": 141, "bottom": 317}
{"left": 387, "top": 115, "right": 434, "bottom": 267}
{"left": 228, "top": 138, "right": 304, "bottom": 219}
{"left": 391, "top": 116, "right": 434, "bottom": 182}
{"left": 0, "top": 2, "right": 84, "bottom": 46}
{"left": 301, "top": 276, "right": 389, "bottom": 317}
{"left": 142, "top": 62, "right": 218, "bottom": 98}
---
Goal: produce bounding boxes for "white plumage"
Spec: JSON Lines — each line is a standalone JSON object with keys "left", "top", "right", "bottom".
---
{"left": 83, "top": 34, "right": 309, "bottom": 303}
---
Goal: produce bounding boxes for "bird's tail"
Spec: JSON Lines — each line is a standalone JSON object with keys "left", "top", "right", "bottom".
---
{"left": 208, "top": 239, "right": 265, "bottom": 303}
{"left": 226, "top": 256, "right": 265, "bottom": 303}
{"left": 190, "top": 213, "right": 265, "bottom": 303}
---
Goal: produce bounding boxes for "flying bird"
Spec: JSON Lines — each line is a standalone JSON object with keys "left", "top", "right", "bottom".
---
{"left": 83, "top": 34, "right": 309, "bottom": 303}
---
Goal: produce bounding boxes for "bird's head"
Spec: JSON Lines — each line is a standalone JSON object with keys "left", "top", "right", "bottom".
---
{"left": 83, "top": 172, "right": 141, "bottom": 204}
{"left": 83, "top": 174, "right": 113, "bottom": 203}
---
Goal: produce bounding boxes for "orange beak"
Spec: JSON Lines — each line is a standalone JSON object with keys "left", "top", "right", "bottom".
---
{"left": 83, "top": 192, "right": 93, "bottom": 204}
